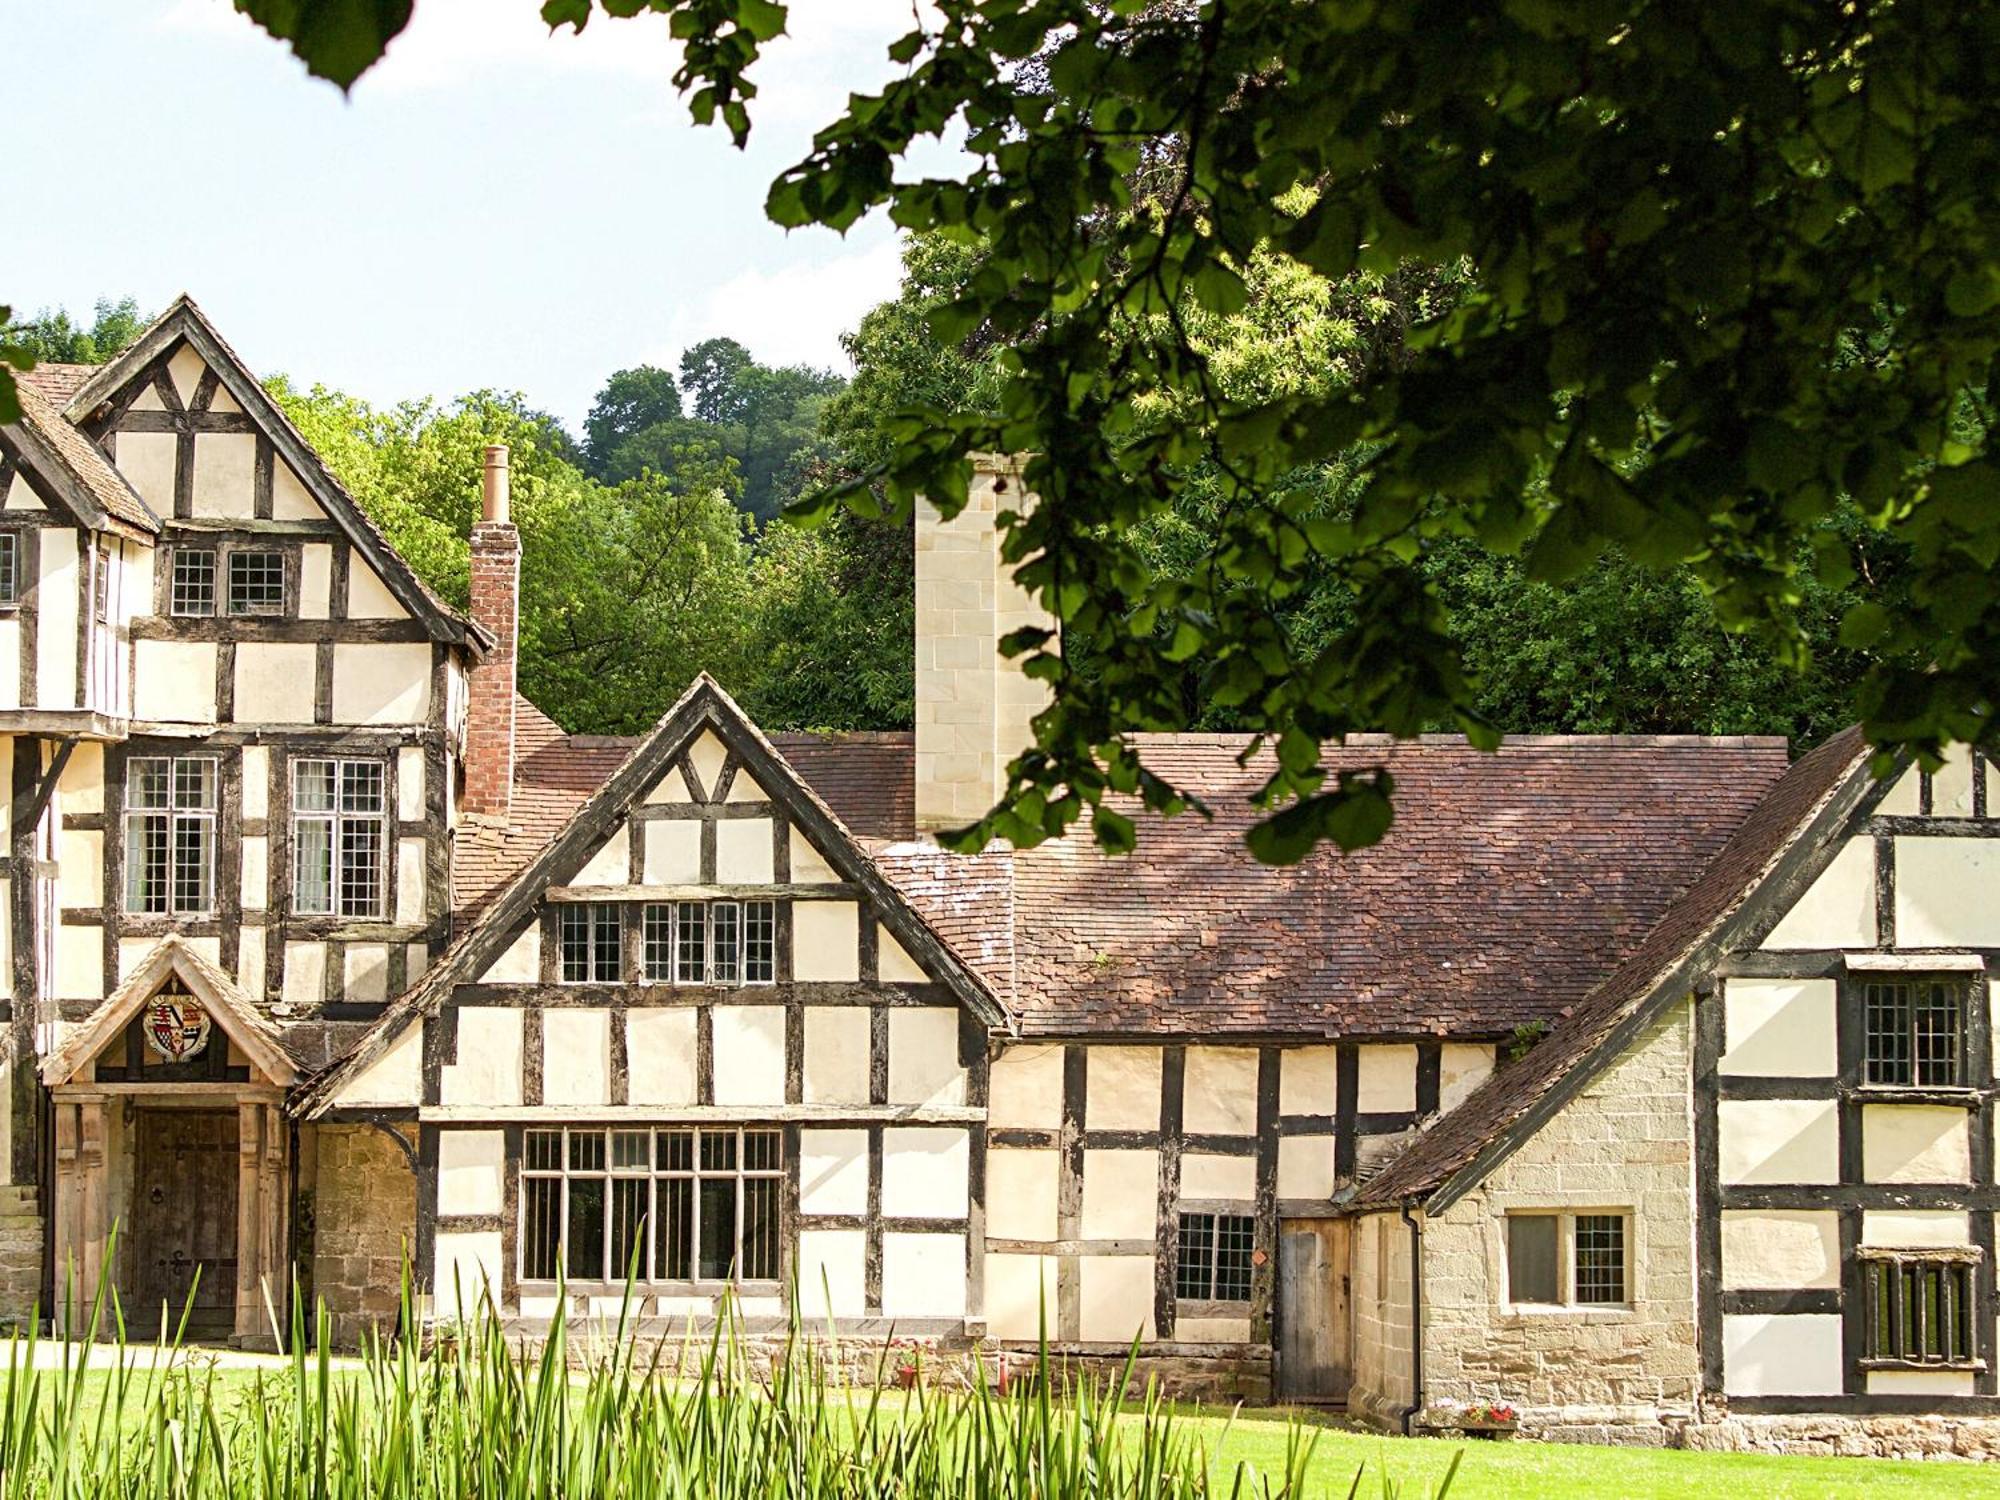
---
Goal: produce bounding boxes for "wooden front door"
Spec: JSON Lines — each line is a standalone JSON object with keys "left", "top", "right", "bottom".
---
{"left": 130, "top": 1110, "right": 239, "bottom": 1338}
{"left": 1275, "top": 1216, "right": 1352, "bottom": 1403}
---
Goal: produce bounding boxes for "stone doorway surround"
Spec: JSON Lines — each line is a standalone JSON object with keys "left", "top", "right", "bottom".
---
{"left": 38, "top": 937, "right": 298, "bottom": 1347}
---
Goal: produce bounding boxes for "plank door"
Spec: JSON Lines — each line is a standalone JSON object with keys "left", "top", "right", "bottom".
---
{"left": 1275, "top": 1216, "right": 1351, "bottom": 1403}
{"left": 131, "top": 1110, "right": 239, "bottom": 1339}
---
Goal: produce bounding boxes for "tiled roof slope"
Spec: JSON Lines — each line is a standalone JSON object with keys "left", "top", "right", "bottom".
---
{"left": 3, "top": 376, "right": 161, "bottom": 533}
{"left": 18, "top": 363, "right": 98, "bottom": 403}
{"left": 1357, "top": 726, "right": 1869, "bottom": 1209}
{"left": 885, "top": 734, "right": 1791, "bottom": 1038}
{"left": 452, "top": 708, "right": 917, "bottom": 918}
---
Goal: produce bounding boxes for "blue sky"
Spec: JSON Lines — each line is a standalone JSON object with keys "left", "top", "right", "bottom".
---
{"left": 1, "top": 1, "right": 934, "bottom": 430}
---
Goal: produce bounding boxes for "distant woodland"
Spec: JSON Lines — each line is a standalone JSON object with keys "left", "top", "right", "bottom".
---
{"left": 9, "top": 262, "right": 1894, "bottom": 747}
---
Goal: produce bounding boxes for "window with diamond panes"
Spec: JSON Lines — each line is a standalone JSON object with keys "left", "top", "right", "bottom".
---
{"left": 1865, "top": 979, "right": 1966, "bottom": 1087}
{"left": 292, "top": 759, "right": 387, "bottom": 917}
{"left": 1862, "top": 1253, "right": 1978, "bottom": 1367}
{"left": 1175, "top": 1212, "right": 1255, "bottom": 1302}
{"left": 171, "top": 548, "right": 216, "bottom": 617}
{"left": 520, "top": 1126, "right": 782, "bottom": 1284}
{"left": 123, "top": 756, "right": 217, "bottom": 914}
{"left": 648, "top": 900, "right": 775, "bottom": 984}
{"left": 560, "top": 904, "right": 623, "bottom": 984}
{"left": 226, "top": 550, "right": 285, "bottom": 616}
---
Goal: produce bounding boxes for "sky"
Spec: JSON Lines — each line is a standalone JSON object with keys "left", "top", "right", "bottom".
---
{"left": 0, "top": 0, "right": 941, "bottom": 430}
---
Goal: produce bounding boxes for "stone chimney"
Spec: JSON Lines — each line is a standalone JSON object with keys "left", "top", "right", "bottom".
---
{"left": 463, "top": 444, "right": 519, "bottom": 818}
{"left": 914, "top": 454, "right": 1056, "bottom": 831}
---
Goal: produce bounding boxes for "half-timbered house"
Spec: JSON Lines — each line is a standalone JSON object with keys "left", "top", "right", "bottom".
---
{"left": 1, "top": 299, "right": 1995, "bottom": 1454}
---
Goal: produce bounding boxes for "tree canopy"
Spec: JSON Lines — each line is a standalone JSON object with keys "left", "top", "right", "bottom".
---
{"left": 197, "top": 0, "right": 2000, "bottom": 864}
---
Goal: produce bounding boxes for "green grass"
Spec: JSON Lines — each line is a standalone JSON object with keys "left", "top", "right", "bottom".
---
{"left": 0, "top": 1281, "right": 1991, "bottom": 1499}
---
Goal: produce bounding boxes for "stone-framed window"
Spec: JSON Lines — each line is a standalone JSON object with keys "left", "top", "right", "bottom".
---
{"left": 640, "top": 900, "right": 776, "bottom": 984}
{"left": 559, "top": 904, "right": 622, "bottom": 984}
{"left": 1859, "top": 1249, "right": 1978, "bottom": 1368}
{"left": 519, "top": 1126, "right": 783, "bottom": 1285}
{"left": 169, "top": 547, "right": 217, "bottom": 616}
{"left": 1863, "top": 977, "right": 1967, "bottom": 1088}
{"left": 1505, "top": 1210, "right": 1629, "bottom": 1307}
{"left": 292, "top": 757, "right": 387, "bottom": 917}
{"left": 123, "top": 755, "right": 218, "bottom": 915}
{"left": 1175, "top": 1211, "right": 1254, "bottom": 1302}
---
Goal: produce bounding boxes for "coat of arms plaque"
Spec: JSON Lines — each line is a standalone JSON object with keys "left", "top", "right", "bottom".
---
{"left": 145, "top": 998, "right": 211, "bottom": 1062}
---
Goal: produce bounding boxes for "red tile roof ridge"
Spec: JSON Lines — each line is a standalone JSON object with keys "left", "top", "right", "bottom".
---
{"left": 1127, "top": 731, "right": 1792, "bottom": 749}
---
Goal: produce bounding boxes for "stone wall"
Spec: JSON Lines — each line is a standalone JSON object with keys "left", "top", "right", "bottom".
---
{"left": 1347, "top": 1210, "right": 1414, "bottom": 1428}
{"left": 310, "top": 1123, "right": 416, "bottom": 1347}
{"left": 1417, "top": 1001, "right": 1699, "bottom": 1423}
{"left": 0, "top": 1185, "right": 41, "bottom": 1326}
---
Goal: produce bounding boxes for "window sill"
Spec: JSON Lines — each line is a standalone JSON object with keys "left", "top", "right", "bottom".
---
{"left": 1852, "top": 1086, "right": 1980, "bottom": 1108}
{"left": 517, "top": 1280, "right": 783, "bottom": 1297}
{"left": 1859, "top": 1357, "right": 1985, "bottom": 1373}
{"left": 1500, "top": 1302, "right": 1635, "bottom": 1323}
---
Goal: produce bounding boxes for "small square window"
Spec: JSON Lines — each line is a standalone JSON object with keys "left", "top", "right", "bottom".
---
{"left": 171, "top": 548, "right": 216, "bottom": 617}
{"left": 560, "top": 904, "right": 622, "bottom": 984}
{"left": 1865, "top": 979, "right": 1965, "bottom": 1088}
{"left": 1506, "top": 1211, "right": 1629, "bottom": 1307}
{"left": 1175, "top": 1211, "right": 1254, "bottom": 1302}
{"left": 226, "top": 550, "right": 285, "bottom": 616}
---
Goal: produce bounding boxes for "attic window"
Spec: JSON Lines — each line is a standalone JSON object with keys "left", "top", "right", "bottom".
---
{"left": 561, "top": 904, "right": 623, "bottom": 984}
{"left": 0, "top": 533, "right": 18, "bottom": 605}
{"left": 643, "top": 900, "right": 775, "bottom": 985}
{"left": 171, "top": 548, "right": 215, "bottom": 616}
{"left": 226, "top": 550, "right": 285, "bottom": 617}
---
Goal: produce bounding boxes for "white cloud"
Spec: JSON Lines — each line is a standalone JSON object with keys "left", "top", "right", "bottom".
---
{"left": 652, "top": 232, "right": 905, "bottom": 374}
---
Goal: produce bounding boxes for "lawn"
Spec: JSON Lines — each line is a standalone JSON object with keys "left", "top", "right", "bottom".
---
{"left": 1197, "top": 1404, "right": 2000, "bottom": 1498}
{"left": 5, "top": 1336, "right": 1995, "bottom": 1499}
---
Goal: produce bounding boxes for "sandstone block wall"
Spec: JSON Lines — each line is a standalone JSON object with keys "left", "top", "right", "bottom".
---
{"left": 311, "top": 1124, "right": 416, "bottom": 1347}
{"left": 1347, "top": 1210, "right": 1414, "bottom": 1427}
{"left": 1419, "top": 1002, "right": 1699, "bottom": 1421}
{"left": 0, "top": 1186, "right": 41, "bottom": 1325}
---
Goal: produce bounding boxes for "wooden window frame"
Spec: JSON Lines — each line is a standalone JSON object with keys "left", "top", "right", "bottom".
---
{"left": 169, "top": 546, "right": 217, "bottom": 618}
{"left": 1862, "top": 976, "right": 1969, "bottom": 1090}
{"left": 1175, "top": 1209, "right": 1255, "bottom": 1304}
{"left": 642, "top": 899, "right": 777, "bottom": 985}
{"left": 1857, "top": 1247, "right": 1982, "bottom": 1371}
{"left": 225, "top": 548, "right": 287, "bottom": 618}
{"left": 0, "top": 530, "right": 20, "bottom": 607}
{"left": 559, "top": 903, "right": 623, "bottom": 985}
{"left": 518, "top": 1125, "right": 784, "bottom": 1290}
{"left": 1504, "top": 1209, "right": 1632, "bottom": 1309}
{"left": 290, "top": 756, "right": 389, "bottom": 918}
{"left": 123, "top": 755, "right": 219, "bottom": 916}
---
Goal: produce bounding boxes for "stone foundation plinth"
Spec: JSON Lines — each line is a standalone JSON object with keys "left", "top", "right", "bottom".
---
{"left": 310, "top": 1125, "right": 416, "bottom": 1349}
{"left": 1682, "top": 1413, "right": 2000, "bottom": 1461}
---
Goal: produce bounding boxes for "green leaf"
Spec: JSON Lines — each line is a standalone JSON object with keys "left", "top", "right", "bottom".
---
{"left": 231, "top": 0, "right": 414, "bottom": 89}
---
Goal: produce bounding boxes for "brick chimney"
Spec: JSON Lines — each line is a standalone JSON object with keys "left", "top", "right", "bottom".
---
{"left": 914, "top": 454, "right": 1055, "bottom": 830}
{"left": 463, "top": 444, "right": 519, "bottom": 818}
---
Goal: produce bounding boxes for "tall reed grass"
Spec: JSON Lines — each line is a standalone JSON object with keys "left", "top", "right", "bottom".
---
{"left": 0, "top": 1271, "right": 1459, "bottom": 1499}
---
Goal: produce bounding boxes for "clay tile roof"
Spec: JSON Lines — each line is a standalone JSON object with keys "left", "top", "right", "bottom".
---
{"left": 451, "top": 708, "right": 918, "bottom": 919}
{"left": 17, "top": 362, "right": 97, "bottom": 403}
{"left": 932, "top": 733, "right": 1794, "bottom": 1040}
{"left": 2, "top": 376, "right": 160, "bottom": 534}
{"left": 1357, "top": 726, "right": 1870, "bottom": 1209}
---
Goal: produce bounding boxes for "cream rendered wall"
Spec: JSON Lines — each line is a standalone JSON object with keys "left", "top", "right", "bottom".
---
{"left": 35, "top": 528, "right": 77, "bottom": 709}
{"left": 1720, "top": 1210, "right": 1839, "bottom": 1289}
{"left": 433, "top": 1231, "right": 504, "bottom": 1320}
{"left": 1723, "top": 1313, "right": 1844, "bottom": 1397}
{"left": 300, "top": 545, "right": 332, "bottom": 618}
{"left": 334, "top": 1026, "right": 422, "bottom": 1107}
{"left": 568, "top": 827, "right": 631, "bottom": 887}
{"left": 541, "top": 1010, "right": 611, "bottom": 1105}
{"left": 625, "top": 1010, "right": 698, "bottom": 1104}
{"left": 1760, "top": 836, "right": 1875, "bottom": 949}
{"left": 235, "top": 642, "right": 318, "bottom": 723}
{"left": 115, "top": 432, "right": 177, "bottom": 514}
{"left": 437, "top": 1130, "right": 505, "bottom": 1215}
{"left": 711, "top": 1006, "right": 784, "bottom": 1103}
{"left": 1438, "top": 1043, "right": 1495, "bottom": 1112}
{"left": 192, "top": 433, "right": 256, "bottom": 518}
{"left": 988, "top": 1043, "right": 1063, "bottom": 1128}
{"left": 1895, "top": 836, "right": 2000, "bottom": 946}
{"left": 0, "top": 619, "right": 19, "bottom": 709}
{"left": 986, "top": 1148, "right": 1059, "bottom": 1240}
{"left": 271, "top": 459, "right": 325, "bottom": 521}
{"left": 1087, "top": 1047, "right": 1161, "bottom": 1129}
{"left": 793, "top": 902, "right": 860, "bottom": 982}
{"left": 802, "top": 1008, "right": 869, "bottom": 1102}
{"left": 642, "top": 820, "right": 700, "bottom": 883}
{"left": 887, "top": 1008, "right": 964, "bottom": 1105}
{"left": 347, "top": 563, "right": 407, "bottom": 620}
{"left": 715, "top": 818, "right": 773, "bottom": 883}
{"left": 331, "top": 644, "right": 431, "bottom": 725}
{"left": 133, "top": 640, "right": 217, "bottom": 722}
{"left": 1418, "top": 1004, "right": 1698, "bottom": 1415}
{"left": 1719, "top": 978, "right": 1837, "bottom": 1077}
{"left": 440, "top": 1010, "right": 524, "bottom": 1106}
{"left": 1183, "top": 1047, "right": 1257, "bottom": 1134}
{"left": 1717, "top": 1098, "right": 1839, "bottom": 1185}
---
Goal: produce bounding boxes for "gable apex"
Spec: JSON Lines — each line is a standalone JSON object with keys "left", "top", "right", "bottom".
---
{"left": 65, "top": 296, "right": 486, "bottom": 654}
{"left": 296, "top": 672, "right": 1012, "bottom": 1118}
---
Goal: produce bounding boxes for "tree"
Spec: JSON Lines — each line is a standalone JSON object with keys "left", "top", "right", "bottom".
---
{"left": 4, "top": 297, "right": 150, "bottom": 365}
{"left": 679, "top": 338, "right": 755, "bottom": 426}
{"left": 582, "top": 365, "right": 683, "bottom": 478}
{"left": 170, "top": 5, "right": 2000, "bottom": 860}
{"left": 272, "top": 378, "right": 753, "bottom": 734}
